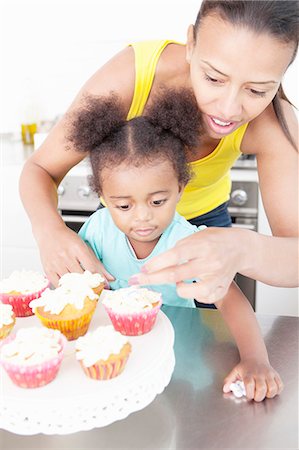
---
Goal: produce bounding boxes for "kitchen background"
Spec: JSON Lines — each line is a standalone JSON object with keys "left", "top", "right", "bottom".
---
{"left": 1, "top": 0, "right": 298, "bottom": 316}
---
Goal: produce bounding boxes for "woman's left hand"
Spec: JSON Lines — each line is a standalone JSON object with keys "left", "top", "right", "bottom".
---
{"left": 223, "top": 359, "right": 284, "bottom": 402}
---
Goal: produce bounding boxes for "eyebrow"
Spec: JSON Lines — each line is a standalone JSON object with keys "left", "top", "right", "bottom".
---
{"left": 109, "top": 190, "right": 169, "bottom": 199}
{"left": 201, "top": 60, "right": 278, "bottom": 85}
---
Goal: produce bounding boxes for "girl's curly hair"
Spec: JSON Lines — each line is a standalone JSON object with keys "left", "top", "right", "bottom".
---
{"left": 66, "top": 88, "right": 203, "bottom": 194}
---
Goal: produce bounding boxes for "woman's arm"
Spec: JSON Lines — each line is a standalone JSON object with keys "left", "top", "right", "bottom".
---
{"left": 216, "top": 282, "right": 283, "bottom": 401}
{"left": 19, "top": 47, "right": 135, "bottom": 286}
{"left": 129, "top": 102, "right": 298, "bottom": 301}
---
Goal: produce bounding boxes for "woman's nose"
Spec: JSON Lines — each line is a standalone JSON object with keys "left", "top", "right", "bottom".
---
{"left": 217, "top": 89, "right": 242, "bottom": 121}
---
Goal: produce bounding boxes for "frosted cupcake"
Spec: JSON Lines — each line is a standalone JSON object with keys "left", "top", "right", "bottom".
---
{"left": 58, "top": 270, "right": 105, "bottom": 296}
{"left": 102, "top": 287, "right": 162, "bottom": 336}
{"left": 0, "top": 327, "right": 66, "bottom": 388}
{"left": 0, "top": 304, "right": 16, "bottom": 340}
{"left": 76, "top": 325, "right": 131, "bottom": 380}
{"left": 29, "top": 271, "right": 104, "bottom": 340}
{"left": 0, "top": 270, "right": 49, "bottom": 317}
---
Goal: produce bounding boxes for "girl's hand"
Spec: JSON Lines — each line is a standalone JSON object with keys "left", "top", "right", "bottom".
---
{"left": 129, "top": 227, "right": 247, "bottom": 303}
{"left": 37, "top": 224, "right": 115, "bottom": 287}
{"left": 223, "top": 359, "right": 284, "bottom": 402}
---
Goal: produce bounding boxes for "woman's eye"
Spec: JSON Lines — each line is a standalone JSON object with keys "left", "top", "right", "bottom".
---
{"left": 205, "top": 74, "right": 222, "bottom": 84}
{"left": 249, "top": 89, "right": 266, "bottom": 98}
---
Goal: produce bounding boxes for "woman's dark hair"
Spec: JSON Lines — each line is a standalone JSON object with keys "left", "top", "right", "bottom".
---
{"left": 66, "top": 88, "right": 202, "bottom": 193}
{"left": 194, "top": 0, "right": 299, "bottom": 148}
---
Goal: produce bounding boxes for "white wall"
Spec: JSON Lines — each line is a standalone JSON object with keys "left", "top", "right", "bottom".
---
{"left": 1, "top": 0, "right": 298, "bottom": 133}
{"left": 0, "top": 0, "right": 200, "bottom": 132}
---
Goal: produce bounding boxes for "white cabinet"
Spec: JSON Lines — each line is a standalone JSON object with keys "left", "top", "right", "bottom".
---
{"left": 1, "top": 163, "right": 43, "bottom": 278}
{"left": 256, "top": 192, "right": 298, "bottom": 317}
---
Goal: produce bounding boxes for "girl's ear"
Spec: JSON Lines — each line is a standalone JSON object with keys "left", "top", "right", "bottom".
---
{"left": 177, "top": 183, "right": 185, "bottom": 201}
{"left": 186, "top": 24, "right": 195, "bottom": 64}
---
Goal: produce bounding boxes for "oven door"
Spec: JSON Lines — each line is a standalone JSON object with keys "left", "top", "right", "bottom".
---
{"left": 59, "top": 210, "right": 93, "bottom": 234}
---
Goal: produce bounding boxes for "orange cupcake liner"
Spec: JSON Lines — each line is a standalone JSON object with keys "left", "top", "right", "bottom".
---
{"left": 79, "top": 342, "right": 131, "bottom": 380}
{"left": 0, "top": 315, "right": 16, "bottom": 340}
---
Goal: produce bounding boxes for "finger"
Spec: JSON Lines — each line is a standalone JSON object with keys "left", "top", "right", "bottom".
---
{"left": 176, "top": 280, "right": 227, "bottom": 304}
{"left": 274, "top": 374, "right": 284, "bottom": 395}
{"left": 45, "top": 270, "right": 60, "bottom": 288}
{"left": 254, "top": 378, "right": 267, "bottom": 402}
{"left": 223, "top": 368, "right": 240, "bottom": 393}
{"left": 129, "top": 265, "right": 178, "bottom": 286}
{"left": 142, "top": 233, "right": 204, "bottom": 273}
{"left": 78, "top": 249, "right": 115, "bottom": 281}
{"left": 266, "top": 377, "right": 279, "bottom": 399}
{"left": 243, "top": 376, "right": 255, "bottom": 400}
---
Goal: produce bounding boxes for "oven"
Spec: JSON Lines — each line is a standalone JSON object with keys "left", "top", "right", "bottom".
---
{"left": 57, "top": 159, "right": 258, "bottom": 309}
{"left": 228, "top": 180, "right": 258, "bottom": 309}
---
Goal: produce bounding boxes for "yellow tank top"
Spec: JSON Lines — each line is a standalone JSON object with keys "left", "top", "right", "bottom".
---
{"left": 127, "top": 40, "right": 248, "bottom": 219}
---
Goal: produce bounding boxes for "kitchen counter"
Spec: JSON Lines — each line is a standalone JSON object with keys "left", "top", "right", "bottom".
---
{"left": 1, "top": 306, "right": 298, "bottom": 449}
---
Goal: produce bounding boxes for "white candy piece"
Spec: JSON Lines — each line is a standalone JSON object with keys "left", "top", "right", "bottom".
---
{"left": 229, "top": 380, "right": 246, "bottom": 398}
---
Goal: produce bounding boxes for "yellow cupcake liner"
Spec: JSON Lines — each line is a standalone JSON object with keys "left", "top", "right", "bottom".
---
{"left": 34, "top": 304, "right": 96, "bottom": 341}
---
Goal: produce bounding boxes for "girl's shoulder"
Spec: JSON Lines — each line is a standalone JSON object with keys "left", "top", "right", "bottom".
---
{"left": 241, "top": 100, "right": 298, "bottom": 155}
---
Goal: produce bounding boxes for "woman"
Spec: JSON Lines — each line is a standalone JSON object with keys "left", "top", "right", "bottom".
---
{"left": 20, "top": 0, "right": 298, "bottom": 302}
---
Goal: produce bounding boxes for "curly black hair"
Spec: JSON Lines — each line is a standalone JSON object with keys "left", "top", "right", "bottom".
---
{"left": 66, "top": 88, "right": 203, "bottom": 194}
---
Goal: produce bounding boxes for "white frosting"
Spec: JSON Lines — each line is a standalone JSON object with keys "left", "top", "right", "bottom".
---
{"left": 29, "top": 284, "right": 98, "bottom": 315}
{"left": 29, "top": 270, "right": 102, "bottom": 315}
{"left": 59, "top": 270, "right": 104, "bottom": 289}
{"left": 0, "top": 303, "right": 14, "bottom": 327}
{"left": 0, "top": 327, "right": 62, "bottom": 366}
{"left": 75, "top": 325, "right": 129, "bottom": 367}
{"left": 0, "top": 270, "right": 48, "bottom": 295}
{"left": 102, "top": 287, "right": 161, "bottom": 314}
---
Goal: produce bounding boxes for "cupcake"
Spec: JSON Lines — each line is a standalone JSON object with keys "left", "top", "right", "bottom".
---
{"left": 75, "top": 325, "right": 131, "bottom": 380}
{"left": 0, "top": 304, "right": 16, "bottom": 340}
{"left": 58, "top": 270, "right": 105, "bottom": 296}
{"left": 29, "top": 271, "right": 104, "bottom": 340}
{"left": 0, "top": 270, "right": 49, "bottom": 317}
{"left": 0, "top": 327, "right": 66, "bottom": 388}
{"left": 102, "top": 287, "right": 162, "bottom": 336}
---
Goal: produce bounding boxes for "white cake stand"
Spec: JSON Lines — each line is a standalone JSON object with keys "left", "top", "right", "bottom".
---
{"left": 0, "top": 301, "right": 175, "bottom": 435}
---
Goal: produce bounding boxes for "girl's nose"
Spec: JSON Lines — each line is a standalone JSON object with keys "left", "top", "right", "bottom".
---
{"left": 134, "top": 204, "right": 152, "bottom": 222}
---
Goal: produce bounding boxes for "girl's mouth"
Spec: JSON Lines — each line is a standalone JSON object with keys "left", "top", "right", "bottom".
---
{"left": 134, "top": 228, "right": 156, "bottom": 237}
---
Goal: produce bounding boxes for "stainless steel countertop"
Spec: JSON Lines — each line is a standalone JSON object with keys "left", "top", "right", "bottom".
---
{"left": 1, "top": 306, "right": 298, "bottom": 449}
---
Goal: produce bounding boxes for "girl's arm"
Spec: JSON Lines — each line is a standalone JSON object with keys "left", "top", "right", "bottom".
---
{"left": 216, "top": 282, "right": 283, "bottom": 402}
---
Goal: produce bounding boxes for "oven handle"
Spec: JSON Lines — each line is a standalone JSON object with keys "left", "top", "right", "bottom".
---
{"left": 61, "top": 215, "right": 88, "bottom": 223}
{"left": 231, "top": 223, "right": 256, "bottom": 230}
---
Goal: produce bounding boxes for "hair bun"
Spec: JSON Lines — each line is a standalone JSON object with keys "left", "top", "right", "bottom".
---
{"left": 66, "top": 93, "right": 126, "bottom": 152}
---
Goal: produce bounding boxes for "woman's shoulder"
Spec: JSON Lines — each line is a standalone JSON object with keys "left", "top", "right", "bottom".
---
{"left": 241, "top": 100, "right": 298, "bottom": 155}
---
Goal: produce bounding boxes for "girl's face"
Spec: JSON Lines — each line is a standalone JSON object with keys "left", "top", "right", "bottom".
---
{"left": 100, "top": 159, "right": 183, "bottom": 248}
{"left": 186, "top": 14, "right": 295, "bottom": 138}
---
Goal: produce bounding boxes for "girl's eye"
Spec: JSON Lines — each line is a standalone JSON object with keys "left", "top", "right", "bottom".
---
{"left": 116, "top": 204, "right": 130, "bottom": 210}
{"left": 248, "top": 89, "right": 266, "bottom": 98}
{"left": 151, "top": 199, "right": 166, "bottom": 206}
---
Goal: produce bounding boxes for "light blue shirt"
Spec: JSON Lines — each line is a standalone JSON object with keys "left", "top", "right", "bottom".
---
{"left": 79, "top": 208, "right": 203, "bottom": 308}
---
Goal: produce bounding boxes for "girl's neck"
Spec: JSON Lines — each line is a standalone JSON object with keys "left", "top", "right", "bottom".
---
{"left": 128, "top": 237, "right": 160, "bottom": 260}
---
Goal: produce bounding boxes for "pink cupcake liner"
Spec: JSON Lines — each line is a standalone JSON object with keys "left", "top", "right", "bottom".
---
{"left": 0, "top": 281, "right": 50, "bottom": 317}
{"left": 0, "top": 333, "right": 66, "bottom": 388}
{"left": 104, "top": 299, "right": 162, "bottom": 336}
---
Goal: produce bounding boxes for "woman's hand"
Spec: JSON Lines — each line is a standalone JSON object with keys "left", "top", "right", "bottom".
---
{"left": 129, "top": 227, "right": 247, "bottom": 303}
{"left": 223, "top": 359, "right": 284, "bottom": 402}
{"left": 37, "top": 224, "right": 115, "bottom": 287}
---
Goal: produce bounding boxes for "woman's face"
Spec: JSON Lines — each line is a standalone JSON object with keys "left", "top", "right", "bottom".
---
{"left": 186, "top": 14, "right": 295, "bottom": 138}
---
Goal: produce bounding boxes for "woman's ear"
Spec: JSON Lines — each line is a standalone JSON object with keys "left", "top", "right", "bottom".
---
{"left": 186, "top": 24, "right": 195, "bottom": 65}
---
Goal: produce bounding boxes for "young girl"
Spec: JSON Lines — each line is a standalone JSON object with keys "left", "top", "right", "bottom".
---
{"left": 66, "top": 89, "right": 283, "bottom": 402}
{"left": 20, "top": 0, "right": 298, "bottom": 300}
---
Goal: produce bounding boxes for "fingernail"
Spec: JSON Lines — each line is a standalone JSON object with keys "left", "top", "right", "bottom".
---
{"left": 128, "top": 275, "right": 140, "bottom": 286}
{"left": 141, "top": 265, "right": 148, "bottom": 274}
